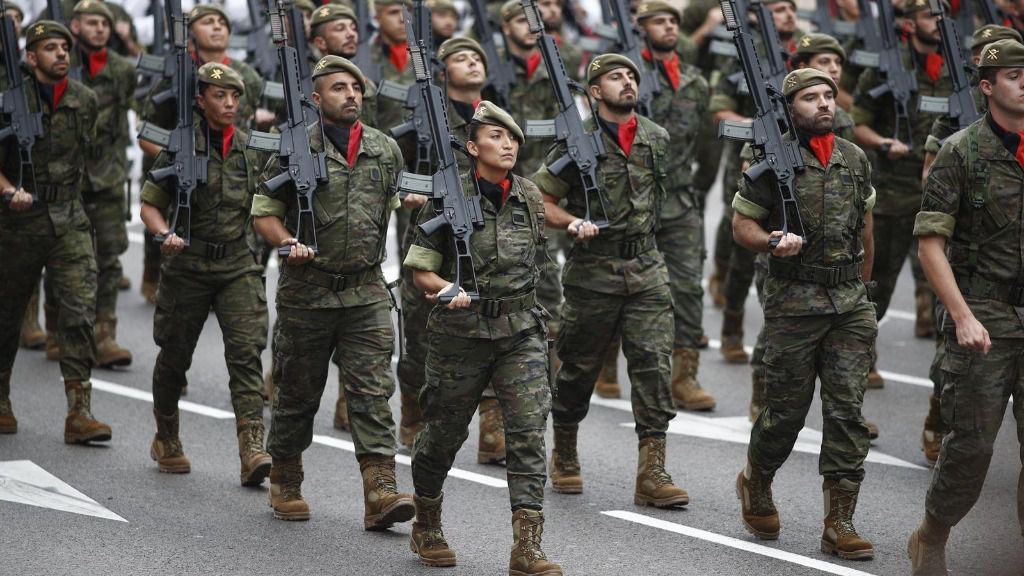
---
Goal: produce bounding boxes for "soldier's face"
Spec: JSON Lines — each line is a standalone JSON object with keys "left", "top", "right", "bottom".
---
{"left": 538, "top": 0, "right": 563, "bottom": 28}
{"left": 314, "top": 71, "right": 364, "bottom": 125}
{"left": 910, "top": 12, "right": 941, "bottom": 46}
{"left": 432, "top": 10, "right": 458, "bottom": 40}
{"left": 835, "top": 0, "right": 859, "bottom": 18}
{"left": 590, "top": 68, "right": 638, "bottom": 112}
{"left": 314, "top": 18, "right": 359, "bottom": 58}
{"left": 789, "top": 83, "right": 835, "bottom": 135}
{"left": 5, "top": 8, "right": 23, "bottom": 37}
{"left": 769, "top": 2, "right": 796, "bottom": 36}
{"left": 377, "top": 5, "right": 406, "bottom": 45}
{"left": 981, "top": 67, "right": 1024, "bottom": 115}
{"left": 444, "top": 50, "right": 486, "bottom": 90}
{"left": 468, "top": 125, "right": 519, "bottom": 172}
{"left": 191, "top": 15, "right": 230, "bottom": 52}
{"left": 26, "top": 38, "right": 70, "bottom": 82}
{"left": 71, "top": 14, "right": 111, "bottom": 51}
{"left": 801, "top": 53, "right": 844, "bottom": 85}
{"left": 197, "top": 85, "right": 240, "bottom": 130}
{"left": 503, "top": 15, "right": 537, "bottom": 50}
{"left": 640, "top": 14, "right": 679, "bottom": 52}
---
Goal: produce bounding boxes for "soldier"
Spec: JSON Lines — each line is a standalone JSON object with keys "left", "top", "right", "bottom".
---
{"left": 371, "top": 0, "right": 414, "bottom": 133}
{"left": 733, "top": 69, "right": 876, "bottom": 560}
{"left": 0, "top": 21, "right": 111, "bottom": 444}
{"left": 3, "top": 0, "right": 22, "bottom": 35}
{"left": 533, "top": 54, "right": 689, "bottom": 507}
{"left": 427, "top": 0, "right": 458, "bottom": 48}
{"left": 538, "top": 0, "right": 582, "bottom": 78}
{"left": 907, "top": 38, "right": 1024, "bottom": 575}
{"left": 253, "top": 56, "right": 414, "bottom": 527}
{"left": 403, "top": 102, "right": 560, "bottom": 574}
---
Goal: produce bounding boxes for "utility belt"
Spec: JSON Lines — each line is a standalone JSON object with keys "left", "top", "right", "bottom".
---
{"left": 768, "top": 258, "right": 862, "bottom": 288}
{"left": 471, "top": 291, "right": 536, "bottom": 319}
{"left": 283, "top": 264, "right": 382, "bottom": 292}
{"left": 955, "top": 274, "right": 1024, "bottom": 306}
{"left": 579, "top": 234, "right": 655, "bottom": 260}
{"left": 183, "top": 236, "right": 250, "bottom": 260}
{"left": 28, "top": 184, "right": 78, "bottom": 203}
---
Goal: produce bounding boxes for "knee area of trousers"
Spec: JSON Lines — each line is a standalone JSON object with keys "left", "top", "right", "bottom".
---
{"left": 345, "top": 389, "right": 393, "bottom": 413}
{"left": 821, "top": 402, "right": 864, "bottom": 423}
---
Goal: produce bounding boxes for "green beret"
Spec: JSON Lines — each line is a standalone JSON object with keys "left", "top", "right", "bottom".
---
{"left": 902, "top": 0, "right": 949, "bottom": 15}
{"left": 428, "top": 0, "right": 458, "bottom": 15}
{"left": 471, "top": 100, "right": 524, "bottom": 144}
{"left": 25, "top": 20, "right": 72, "bottom": 48}
{"left": 794, "top": 32, "right": 846, "bottom": 62}
{"left": 978, "top": 38, "right": 1024, "bottom": 68}
{"left": 636, "top": 1, "right": 681, "bottom": 22}
{"left": 312, "top": 55, "right": 366, "bottom": 91}
{"left": 72, "top": 0, "right": 114, "bottom": 24}
{"left": 4, "top": 0, "right": 25, "bottom": 21}
{"left": 970, "top": 24, "right": 1022, "bottom": 50}
{"left": 782, "top": 67, "right": 838, "bottom": 98}
{"left": 295, "top": 0, "right": 317, "bottom": 13}
{"left": 437, "top": 37, "right": 487, "bottom": 69}
{"left": 311, "top": 3, "right": 357, "bottom": 29}
{"left": 188, "top": 4, "right": 231, "bottom": 32}
{"left": 759, "top": 0, "right": 796, "bottom": 7}
{"left": 375, "top": 0, "right": 413, "bottom": 7}
{"left": 586, "top": 53, "right": 641, "bottom": 85}
{"left": 197, "top": 61, "right": 245, "bottom": 94}
{"left": 500, "top": 0, "right": 523, "bottom": 21}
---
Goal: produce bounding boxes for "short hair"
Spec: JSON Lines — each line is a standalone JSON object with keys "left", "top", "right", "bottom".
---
{"left": 978, "top": 65, "right": 1000, "bottom": 86}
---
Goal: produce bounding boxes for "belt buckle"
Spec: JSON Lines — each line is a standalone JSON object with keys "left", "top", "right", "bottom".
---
{"left": 621, "top": 240, "right": 638, "bottom": 259}
{"left": 39, "top": 186, "right": 57, "bottom": 202}
{"left": 481, "top": 299, "right": 501, "bottom": 318}
{"left": 825, "top": 267, "right": 840, "bottom": 287}
{"left": 206, "top": 243, "right": 226, "bottom": 260}
{"left": 330, "top": 274, "right": 348, "bottom": 292}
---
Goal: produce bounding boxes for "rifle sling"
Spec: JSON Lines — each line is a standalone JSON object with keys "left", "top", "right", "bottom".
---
{"left": 767, "top": 258, "right": 862, "bottom": 287}
{"left": 283, "top": 264, "right": 382, "bottom": 292}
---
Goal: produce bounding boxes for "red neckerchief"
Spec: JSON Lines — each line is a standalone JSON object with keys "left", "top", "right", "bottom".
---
{"left": 190, "top": 51, "right": 230, "bottom": 66}
{"left": 87, "top": 48, "right": 107, "bottom": 79}
{"left": 618, "top": 116, "right": 638, "bottom": 156}
{"left": 1014, "top": 133, "right": 1024, "bottom": 169}
{"left": 642, "top": 47, "right": 681, "bottom": 90}
{"left": 925, "top": 52, "right": 944, "bottom": 82}
{"left": 476, "top": 169, "right": 512, "bottom": 203}
{"left": 221, "top": 124, "right": 235, "bottom": 160}
{"left": 951, "top": 0, "right": 960, "bottom": 13}
{"left": 472, "top": 97, "right": 482, "bottom": 109}
{"left": 53, "top": 77, "right": 68, "bottom": 108}
{"left": 526, "top": 51, "right": 542, "bottom": 81}
{"left": 389, "top": 42, "right": 409, "bottom": 72}
{"left": 347, "top": 121, "right": 363, "bottom": 167}
{"left": 808, "top": 133, "right": 834, "bottom": 167}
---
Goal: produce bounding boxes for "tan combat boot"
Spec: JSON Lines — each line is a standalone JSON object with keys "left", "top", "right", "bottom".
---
{"left": 410, "top": 493, "right": 457, "bottom": 566}
{"left": 63, "top": 380, "right": 112, "bottom": 444}
{"left": 821, "top": 479, "right": 874, "bottom": 560}
{"left": 478, "top": 397, "right": 506, "bottom": 464}
{"left": 151, "top": 410, "right": 191, "bottom": 473}
{"left": 708, "top": 266, "right": 726, "bottom": 309}
{"left": 237, "top": 419, "right": 272, "bottom": 486}
{"left": 720, "top": 310, "right": 749, "bottom": 364}
{"left": 635, "top": 436, "right": 689, "bottom": 507}
{"left": 671, "top": 348, "right": 716, "bottom": 411}
{"left": 0, "top": 370, "right": 17, "bottom": 434}
{"left": 333, "top": 390, "right": 350, "bottom": 431}
{"left": 866, "top": 421, "right": 880, "bottom": 440}
{"left": 269, "top": 456, "right": 310, "bottom": 521}
{"left": 94, "top": 313, "right": 132, "bottom": 368}
{"left": 907, "top": 512, "right": 950, "bottom": 576}
{"left": 749, "top": 368, "right": 765, "bottom": 423}
{"left": 921, "top": 394, "right": 946, "bottom": 466}
{"left": 359, "top": 454, "right": 415, "bottom": 530}
{"left": 399, "top": 390, "right": 424, "bottom": 449}
{"left": 594, "top": 342, "right": 620, "bottom": 399}
{"left": 509, "top": 509, "right": 562, "bottom": 576}
{"left": 118, "top": 275, "right": 131, "bottom": 291}
{"left": 915, "top": 287, "right": 936, "bottom": 339}
{"left": 736, "top": 464, "right": 779, "bottom": 539}
{"left": 867, "top": 366, "right": 884, "bottom": 389}
{"left": 549, "top": 425, "right": 582, "bottom": 494}
{"left": 141, "top": 264, "right": 159, "bottom": 304}
{"left": 20, "top": 291, "right": 46, "bottom": 350}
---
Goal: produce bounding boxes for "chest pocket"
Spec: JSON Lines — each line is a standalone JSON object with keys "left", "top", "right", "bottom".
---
{"left": 953, "top": 128, "right": 1021, "bottom": 270}
{"left": 44, "top": 107, "right": 81, "bottom": 176}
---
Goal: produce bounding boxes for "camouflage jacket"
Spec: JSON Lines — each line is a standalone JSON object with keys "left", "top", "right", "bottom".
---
{"left": 733, "top": 136, "right": 876, "bottom": 318}
{"left": 404, "top": 172, "right": 547, "bottom": 339}
{"left": 914, "top": 114, "right": 1024, "bottom": 338}
{"left": 506, "top": 51, "right": 561, "bottom": 178}
{"left": 0, "top": 75, "right": 97, "bottom": 236}
{"left": 251, "top": 121, "right": 403, "bottom": 309}
{"left": 532, "top": 114, "right": 671, "bottom": 295}
{"left": 78, "top": 49, "right": 137, "bottom": 191}
{"left": 142, "top": 56, "right": 265, "bottom": 131}
{"left": 850, "top": 43, "right": 954, "bottom": 215}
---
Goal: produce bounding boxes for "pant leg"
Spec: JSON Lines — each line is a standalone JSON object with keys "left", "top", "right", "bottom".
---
{"left": 620, "top": 284, "right": 676, "bottom": 437}
{"left": 869, "top": 213, "right": 915, "bottom": 321}
{"left": 1013, "top": 361, "right": 1024, "bottom": 538}
{"left": 724, "top": 243, "right": 757, "bottom": 314}
{"left": 46, "top": 226, "right": 98, "bottom": 382}
{"left": 212, "top": 272, "right": 268, "bottom": 423}
{"left": 397, "top": 267, "right": 432, "bottom": 401}
{"left": 83, "top": 187, "right": 129, "bottom": 319}
{"left": 750, "top": 254, "right": 770, "bottom": 369}
{"left": 657, "top": 210, "right": 705, "bottom": 349}
{"left": 712, "top": 211, "right": 733, "bottom": 275}
{"left": 535, "top": 230, "right": 567, "bottom": 336}
{"left": 0, "top": 226, "right": 49, "bottom": 375}
{"left": 151, "top": 269, "right": 215, "bottom": 414}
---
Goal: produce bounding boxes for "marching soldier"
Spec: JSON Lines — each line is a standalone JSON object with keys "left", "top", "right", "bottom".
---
{"left": 427, "top": 0, "right": 458, "bottom": 49}
{"left": 733, "top": 69, "right": 876, "bottom": 560}
{"left": 253, "top": 56, "right": 414, "bottom": 528}
{"left": 403, "top": 101, "right": 561, "bottom": 575}
{"left": 0, "top": 21, "right": 111, "bottom": 444}
{"left": 533, "top": 54, "right": 689, "bottom": 507}
{"left": 908, "top": 38, "right": 1024, "bottom": 575}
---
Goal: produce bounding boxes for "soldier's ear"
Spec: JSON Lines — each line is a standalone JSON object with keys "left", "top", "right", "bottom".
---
{"left": 588, "top": 82, "right": 601, "bottom": 102}
{"left": 466, "top": 139, "right": 480, "bottom": 158}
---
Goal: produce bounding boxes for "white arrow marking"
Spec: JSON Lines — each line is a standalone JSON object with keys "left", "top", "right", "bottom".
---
{"left": 0, "top": 460, "right": 127, "bottom": 522}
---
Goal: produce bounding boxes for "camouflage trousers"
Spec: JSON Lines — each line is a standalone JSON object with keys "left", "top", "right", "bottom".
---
{"left": 269, "top": 299, "right": 397, "bottom": 459}
{"left": 152, "top": 262, "right": 267, "bottom": 421}
{"left": 0, "top": 219, "right": 97, "bottom": 382}
{"left": 412, "top": 325, "right": 551, "bottom": 510}
{"left": 750, "top": 254, "right": 770, "bottom": 376}
{"left": 553, "top": 284, "right": 675, "bottom": 437}
{"left": 870, "top": 212, "right": 930, "bottom": 321}
{"left": 83, "top": 186, "right": 128, "bottom": 319}
{"left": 925, "top": 334, "right": 1024, "bottom": 533}
{"left": 657, "top": 208, "right": 706, "bottom": 348}
{"left": 536, "top": 229, "right": 567, "bottom": 337}
{"left": 749, "top": 301, "right": 876, "bottom": 482}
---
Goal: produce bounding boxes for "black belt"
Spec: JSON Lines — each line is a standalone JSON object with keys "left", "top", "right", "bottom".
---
{"left": 29, "top": 184, "right": 78, "bottom": 203}
{"left": 955, "top": 274, "right": 1024, "bottom": 306}
{"left": 768, "top": 259, "right": 862, "bottom": 288}
{"left": 580, "top": 234, "right": 655, "bottom": 259}
{"left": 283, "top": 265, "right": 382, "bottom": 292}
{"left": 184, "top": 236, "right": 249, "bottom": 260}
{"left": 472, "top": 292, "right": 537, "bottom": 319}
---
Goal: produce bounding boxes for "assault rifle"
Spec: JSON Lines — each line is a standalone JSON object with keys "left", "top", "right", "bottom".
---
{"left": 980, "top": 0, "right": 1004, "bottom": 24}
{"left": 467, "top": 0, "right": 515, "bottom": 109}
{"left": 716, "top": 0, "right": 805, "bottom": 249}
{"left": 750, "top": 0, "right": 790, "bottom": 90}
{"left": 709, "top": 0, "right": 749, "bottom": 60}
{"left": 137, "top": 0, "right": 207, "bottom": 245}
{"left": 395, "top": 11, "right": 484, "bottom": 303}
{"left": 606, "top": 0, "right": 660, "bottom": 117}
{"left": 352, "top": 0, "right": 380, "bottom": 85}
{"left": 0, "top": 0, "right": 45, "bottom": 205}
{"left": 521, "top": 0, "right": 608, "bottom": 228}
{"left": 247, "top": 0, "right": 328, "bottom": 257}
{"left": 389, "top": 0, "right": 436, "bottom": 175}
{"left": 919, "top": 0, "right": 978, "bottom": 129}
{"left": 134, "top": 0, "right": 167, "bottom": 100}
{"left": 261, "top": 0, "right": 313, "bottom": 101}
{"left": 240, "top": 0, "right": 277, "bottom": 79}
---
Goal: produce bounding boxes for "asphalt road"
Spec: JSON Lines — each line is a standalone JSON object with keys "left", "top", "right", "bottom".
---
{"left": 2, "top": 174, "right": 1022, "bottom": 576}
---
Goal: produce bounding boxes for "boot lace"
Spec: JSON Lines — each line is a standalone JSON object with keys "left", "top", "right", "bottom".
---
{"left": 830, "top": 490, "right": 859, "bottom": 537}
{"left": 516, "top": 515, "right": 548, "bottom": 562}
{"left": 371, "top": 464, "right": 398, "bottom": 494}
{"left": 240, "top": 426, "right": 265, "bottom": 456}
{"left": 747, "top": 474, "right": 777, "bottom": 515}
{"left": 646, "top": 441, "right": 674, "bottom": 487}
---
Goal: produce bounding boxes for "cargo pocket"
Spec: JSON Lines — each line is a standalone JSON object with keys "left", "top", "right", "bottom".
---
{"left": 939, "top": 343, "right": 975, "bottom": 432}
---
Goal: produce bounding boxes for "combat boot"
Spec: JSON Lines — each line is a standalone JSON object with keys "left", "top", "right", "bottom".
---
{"left": 94, "top": 313, "right": 132, "bottom": 368}
{"left": 399, "top": 390, "right": 423, "bottom": 449}
{"left": 866, "top": 368, "right": 884, "bottom": 389}
{"left": 150, "top": 410, "right": 190, "bottom": 473}
{"left": 915, "top": 287, "right": 936, "bottom": 339}
{"left": 509, "top": 509, "right": 562, "bottom": 576}
{"left": 635, "top": 436, "right": 689, "bottom": 507}
{"left": 359, "top": 454, "right": 415, "bottom": 530}
{"left": 0, "top": 370, "right": 17, "bottom": 434}
{"left": 720, "top": 310, "right": 749, "bottom": 364}
{"left": 118, "top": 275, "right": 131, "bottom": 291}
{"left": 907, "top": 512, "right": 950, "bottom": 576}
{"left": 594, "top": 342, "right": 620, "bottom": 399}
{"left": 63, "top": 380, "right": 112, "bottom": 444}
{"left": 736, "top": 464, "right": 779, "bottom": 539}
{"left": 20, "top": 292, "right": 46, "bottom": 350}
{"left": 141, "top": 264, "right": 159, "bottom": 304}
{"left": 477, "top": 397, "right": 506, "bottom": 464}
{"left": 410, "top": 493, "right": 456, "bottom": 566}
{"left": 921, "top": 394, "right": 946, "bottom": 466}
{"left": 237, "top": 419, "right": 272, "bottom": 486}
{"left": 749, "top": 368, "right": 765, "bottom": 423}
{"left": 866, "top": 421, "right": 880, "bottom": 440}
{"left": 549, "top": 425, "right": 582, "bottom": 494}
{"left": 269, "top": 456, "right": 310, "bottom": 521}
{"left": 821, "top": 478, "right": 874, "bottom": 560}
{"left": 333, "top": 391, "right": 350, "bottom": 431}
{"left": 671, "top": 348, "right": 716, "bottom": 411}
{"left": 708, "top": 266, "right": 726, "bottom": 309}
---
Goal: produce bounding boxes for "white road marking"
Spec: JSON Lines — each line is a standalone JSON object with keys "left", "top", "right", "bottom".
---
{"left": 0, "top": 460, "right": 127, "bottom": 523}
{"left": 876, "top": 371, "right": 933, "bottom": 389}
{"left": 602, "top": 510, "right": 879, "bottom": 576}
